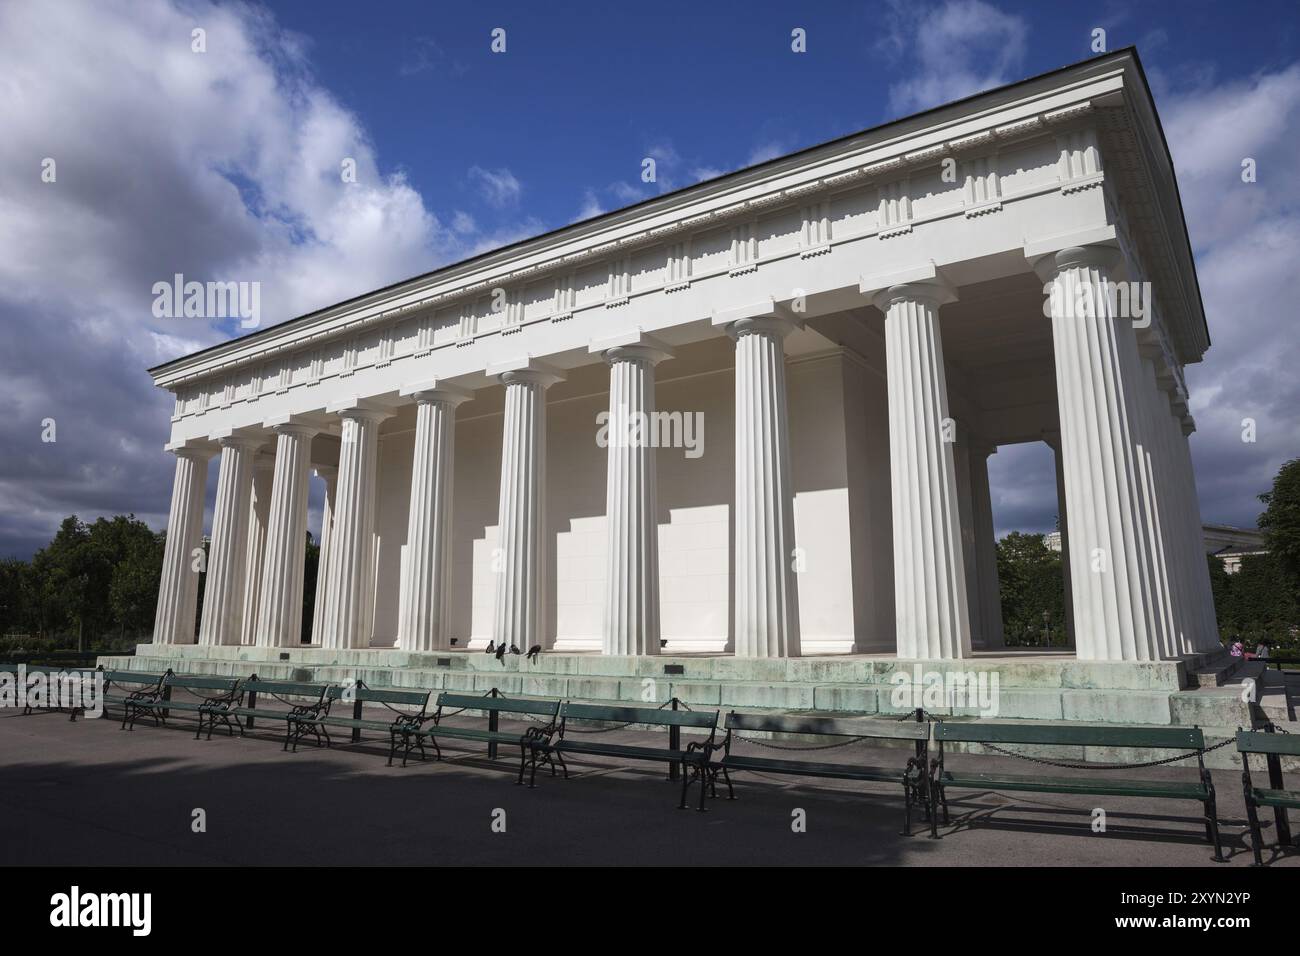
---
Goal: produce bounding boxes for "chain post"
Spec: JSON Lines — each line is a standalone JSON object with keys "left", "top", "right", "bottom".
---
{"left": 668, "top": 698, "right": 681, "bottom": 781}
{"left": 488, "top": 687, "right": 500, "bottom": 760}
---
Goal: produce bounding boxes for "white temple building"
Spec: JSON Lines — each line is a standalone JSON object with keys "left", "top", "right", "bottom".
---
{"left": 147, "top": 49, "right": 1218, "bottom": 665}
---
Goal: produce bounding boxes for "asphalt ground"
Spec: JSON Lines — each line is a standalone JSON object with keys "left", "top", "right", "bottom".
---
{"left": 2, "top": 702, "right": 1296, "bottom": 868}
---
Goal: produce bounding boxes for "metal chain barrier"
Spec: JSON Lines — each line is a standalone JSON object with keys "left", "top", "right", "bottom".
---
{"left": 979, "top": 735, "right": 1234, "bottom": 771}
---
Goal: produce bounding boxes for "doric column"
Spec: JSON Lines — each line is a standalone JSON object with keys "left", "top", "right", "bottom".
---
{"left": 152, "top": 446, "right": 211, "bottom": 644}
{"left": 309, "top": 466, "right": 337, "bottom": 646}
{"left": 321, "top": 405, "right": 392, "bottom": 649}
{"left": 1172, "top": 414, "right": 1220, "bottom": 651}
{"left": 253, "top": 422, "right": 317, "bottom": 647}
{"left": 239, "top": 454, "right": 275, "bottom": 646}
{"left": 868, "top": 273, "right": 970, "bottom": 659}
{"left": 1042, "top": 431, "right": 1075, "bottom": 647}
{"left": 397, "top": 383, "right": 471, "bottom": 652}
{"left": 198, "top": 434, "right": 261, "bottom": 646}
{"left": 968, "top": 441, "right": 1004, "bottom": 648}
{"left": 723, "top": 314, "right": 801, "bottom": 658}
{"left": 593, "top": 334, "right": 673, "bottom": 656}
{"left": 1034, "top": 244, "right": 1168, "bottom": 660}
{"left": 491, "top": 362, "right": 564, "bottom": 652}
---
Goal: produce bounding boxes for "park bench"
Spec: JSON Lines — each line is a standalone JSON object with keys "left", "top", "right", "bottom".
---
{"left": 126, "top": 672, "right": 243, "bottom": 734}
{"left": 292, "top": 682, "right": 433, "bottom": 762}
{"left": 101, "top": 670, "right": 170, "bottom": 729}
{"left": 397, "top": 692, "right": 562, "bottom": 783}
{"left": 931, "top": 721, "right": 1224, "bottom": 861}
{"left": 534, "top": 701, "right": 720, "bottom": 810}
{"left": 198, "top": 676, "right": 331, "bottom": 750}
{"left": 16, "top": 664, "right": 100, "bottom": 721}
{"left": 712, "top": 711, "right": 934, "bottom": 836}
{"left": 1237, "top": 727, "right": 1300, "bottom": 865}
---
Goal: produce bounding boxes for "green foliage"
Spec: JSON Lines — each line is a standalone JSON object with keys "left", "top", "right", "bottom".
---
{"left": 1258, "top": 457, "right": 1300, "bottom": 582}
{"left": 302, "top": 532, "right": 319, "bottom": 642}
{"left": 1209, "top": 458, "right": 1300, "bottom": 652}
{"left": 996, "top": 531, "right": 1066, "bottom": 646}
{"left": 0, "top": 514, "right": 164, "bottom": 648}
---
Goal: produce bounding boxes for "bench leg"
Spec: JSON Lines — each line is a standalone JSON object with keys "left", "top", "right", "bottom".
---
{"left": 1204, "top": 793, "right": 1225, "bottom": 863}
{"left": 1242, "top": 777, "right": 1265, "bottom": 866}
{"left": 387, "top": 731, "right": 398, "bottom": 767}
{"left": 677, "top": 760, "right": 690, "bottom": 809}
{"left": 284, "top": 721, "right": 293, "bottom": 752}
{"left": 517, "top": 744, "right": 530, "bottom": 785}
{"left": 902, "top": 779, "right": 912, "bottom": 837}
{"left": 721, "top": 765, "right": 735, "bottom": 800}
{"left": 528, "top": 749, "right": 543, "bottom": 789}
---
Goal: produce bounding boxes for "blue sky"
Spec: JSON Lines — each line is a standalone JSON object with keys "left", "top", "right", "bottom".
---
{"left": 1, "top": 0, "right": 1298, "bottom": 558}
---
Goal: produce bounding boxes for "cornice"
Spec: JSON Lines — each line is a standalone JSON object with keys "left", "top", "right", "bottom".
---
{"left": 152, "top": 52, "right": 1190, "bottom": 392}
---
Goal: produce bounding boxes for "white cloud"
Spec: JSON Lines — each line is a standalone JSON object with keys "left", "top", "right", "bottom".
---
{"left": 0, "top": 0, "right": 478, "bottom": 556}
{"left": 467, "top": 165, "right": 523, "bottom": 207}
{"left": 877, "top": 0, "right": 1028, "bottom": 116}
{"left": 1160, "top": 64, "right": 1300, "bottom": 526}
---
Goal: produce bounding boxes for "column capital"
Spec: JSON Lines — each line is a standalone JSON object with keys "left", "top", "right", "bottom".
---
{"left": 860, "top": 261, "right": 957, "bottom": 312}
{"left": 711, "top": 298, "right": 801, "bottom": 338}
{"left": 589, "top": 330, "right": 674, "bottom": 365}
{"left": 325, "top": 400, "right": 394, "bottom": 425}
{"left": 209, "top": 428, "right": 265, "bottom": 451}
{"left": 488, "top": 357, "right": 566, "bottom": 389}
{"left": 1028, "top": 241, "right": 1121, "bottom": 283}
{"left": 399, "top": 380, "right": 474, "bottom": 406}
{"left": 165, "top": 441, "right": 215, "bottom": 460}
{"left": 263, "top": 413, "right": 323, "bottom": 437}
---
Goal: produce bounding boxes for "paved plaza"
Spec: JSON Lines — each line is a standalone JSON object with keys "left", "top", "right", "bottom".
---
{"left": 2, "top": 708, "right": 1294, "bottom": 867}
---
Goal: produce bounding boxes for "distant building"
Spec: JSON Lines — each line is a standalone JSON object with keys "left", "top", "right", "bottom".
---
{"left": 1045, "top": 524, "right": 1265, "bottom": 575}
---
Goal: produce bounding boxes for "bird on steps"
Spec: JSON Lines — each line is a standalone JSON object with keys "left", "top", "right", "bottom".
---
{"left": 526, "top": 644, "right": 542, "bottom": 663}
{"left": 509, "top": 644, "right": 521, "bottom": 656}
{"left": 484, "top": 641, "right": 495, "bottom": 654}
{"left": 495, "top": 643, "right": 508, "bottom": 663}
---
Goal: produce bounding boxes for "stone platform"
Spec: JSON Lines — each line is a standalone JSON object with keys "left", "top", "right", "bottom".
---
{"left": 96, "top": 643, "right": 1293, "bottom": 769}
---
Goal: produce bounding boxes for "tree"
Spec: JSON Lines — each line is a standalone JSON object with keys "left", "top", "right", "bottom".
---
{"left": 301, "top": 532, "right": 319, "bottom": 643}
{"left": 996, "top": 532, "right": 1066, "bottom": 646}
{"left": 1259, "top": 457, "right": 1300, "bottom": 584}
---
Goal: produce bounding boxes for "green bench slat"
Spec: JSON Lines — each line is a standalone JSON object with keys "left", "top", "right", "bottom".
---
{"left": 727, "top": 712, "right": 928, "bottom": 740}
{"left": 165, "top": 677, "right": 240, "bottom": 691}
{"left": 562, "top": 702, "right": 716, "bottom": 728}
{"left": 556, "top": 740, "right": 704, "bottom": 762}
{"left": 1238, "top": 730, "right": 1300, "bottom": 757}
{"left": 133, "top": 700, "right": 207, "bottom": 712}
{"left": 224, "top": 707, "right": 296, "bottom": 720}
{"left": 936, "top": 721, "right": 1205, "bottom": 750}
{"left": 724, "top": 754, "right": 905, "bottom": 782}
{"left": 328, "top": 686, "right": 429, "bottom": 707}
{"left": 310, "top": 717, "right": 399, "bottom": 732}
{"left": 437, "top": 693, "right": 558, "bottom": 717}
{"left": 242, "top": 681, "right": 328, "bottom": 697}
{"left": 411, "top": 724, "right": 527, "bottom": 744}
{"left": 1252, "top": 788, "right": 1300, "bottom": 809}
{"left": 940, "top": 770, "right": 1207, "bottom": 800}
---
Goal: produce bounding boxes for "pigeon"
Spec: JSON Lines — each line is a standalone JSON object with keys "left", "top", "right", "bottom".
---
{"left": 526, "top": 644, "right": 542, "bottom": 662}
{"left": 495, "top": 643, "right": 507, "bottom": 663}
{"left": 509, "top": 644, "right": 521, "bottom": 656}
{"left": 484, "top": 641, "right": 495, "bottom": 654}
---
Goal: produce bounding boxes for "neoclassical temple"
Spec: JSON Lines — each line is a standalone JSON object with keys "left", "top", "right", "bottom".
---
{"left": 148, "top": 50, "right": 1217, "bottom": 664}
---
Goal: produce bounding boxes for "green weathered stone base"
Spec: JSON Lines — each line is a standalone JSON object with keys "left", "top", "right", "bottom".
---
{"left": 96, "top": 643, "right": 1280, "bottom": 769}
